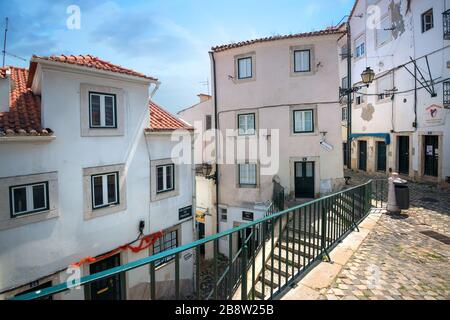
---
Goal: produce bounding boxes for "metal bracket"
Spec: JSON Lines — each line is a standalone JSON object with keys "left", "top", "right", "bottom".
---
{"left": 403, "top": 56, "right": 437, "bottom": 97}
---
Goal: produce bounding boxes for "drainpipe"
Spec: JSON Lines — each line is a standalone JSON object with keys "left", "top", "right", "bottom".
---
{"left": 209, "top": 51, "right": 220, "bottom": 236}
{"left": 346, "top": 21, "right": 352, "bottom": 169}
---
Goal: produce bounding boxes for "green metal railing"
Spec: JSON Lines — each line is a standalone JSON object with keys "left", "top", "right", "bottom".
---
{"left": 13, "top": 179, "right": 386, "bottom": 300}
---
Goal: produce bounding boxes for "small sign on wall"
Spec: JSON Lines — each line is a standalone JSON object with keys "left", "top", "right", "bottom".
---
{"left": 242, "top": 211, "right": 254, "bottom": 221}
{"left": 179, "top": 206, "right": 193, "bottom": 220}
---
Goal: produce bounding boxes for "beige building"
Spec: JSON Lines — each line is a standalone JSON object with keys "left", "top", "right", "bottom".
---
{"left": 181, "top": 27, "right": 347, "bottom": 257}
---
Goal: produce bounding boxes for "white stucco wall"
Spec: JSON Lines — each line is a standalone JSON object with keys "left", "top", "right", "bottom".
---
{"left": 0, "top": 65, "right": 194, "bottom": 298}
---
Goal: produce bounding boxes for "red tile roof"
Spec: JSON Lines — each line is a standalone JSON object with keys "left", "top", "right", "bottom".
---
{"left": 0, "top": 67, "right": 52, "bottom": 136}
{"left": 0, "top": 67, "right": 6, "bottom": 79}
{"left": 147, "top": 101, "right": 193, "bottom": 132}
{"left": 211, "top": 27, "right": 345, "bottom": 52}
{"left": 30, "top": 54, "right": 157, "bottom": 85}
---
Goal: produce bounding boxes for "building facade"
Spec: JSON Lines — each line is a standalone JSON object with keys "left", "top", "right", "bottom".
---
{"left": 209, "top": 28, "right": 346, "bottom": 256}
{"left": 345, "top": 0, "right": 450, "bottom": 185}
{"left": 0, "top": 55, "right": 195, "bottom": 299}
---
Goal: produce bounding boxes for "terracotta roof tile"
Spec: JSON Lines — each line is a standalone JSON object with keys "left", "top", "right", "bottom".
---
{"left": 33, "top": 54, "right": 157, "bottom": 81}
{"left": 0, "top": 67, "right": 6, "bottom": 79}
{"left": 147, "top": 101, "right": 193, "bottom": 132}
{"left": 211, "top": 27, "right": 345, "bottom": 52}
{"left": 0, "top": 67, "right": 52, "bottom": 136}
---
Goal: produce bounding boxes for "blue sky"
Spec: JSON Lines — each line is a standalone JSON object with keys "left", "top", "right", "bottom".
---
{"left": 0, "top": 0, "right": 354, "bottom": 113}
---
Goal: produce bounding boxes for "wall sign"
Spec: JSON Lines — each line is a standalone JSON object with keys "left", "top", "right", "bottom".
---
{"left": 179, "top": 206, "right": 193, "bottom": 220}
{"left": 242, "top": 211, "right": 254, "bottom": 221}
{"left": 424, "top": 104, "right": 445, "bottom": 126}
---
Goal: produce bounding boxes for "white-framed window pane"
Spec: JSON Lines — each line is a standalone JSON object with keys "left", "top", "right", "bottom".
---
{"left": 89, "top": 92, "right": 116, "bottom": 128}
{"left": 32, "top": 184, "right": 46, "bottom": 210}
{"left": 377, "top": 74, "right": 392, "bottom": 100}
{"left": 154, "top": 229, "right": 178, "bottom": 267}
{"left": 239, "top": 164, "right": 257, "bottom": 185}
{"left": 104, "top": 96, "right": 115, "bottom": 127}
{"left": 90, "top": 94, "right": 101, "bottom": 126}
{"left": 156, "top": 164, "right": 175, "bottom": 193}
{"left": 294, "top": 110, "right": 313, "bottom": 133}
{"left": 12, "top": 187, "right": 27, "bottom": 214}
{"left": 238, "top": 57, "right": 252, "bottom": 79}
{"left": 107, "top": 174, "right": 117, "bottom": 204}
{"left": 238, "top": 114, "right": 255, "bottom": 135}
{"left": 294, "top": 50, "right": 310, "bottom": 72}
{"left": 11, "top": 183, "right": 48, "bottom": 216}
{"left": 93, "top": 176, "right": 104, "bottom": 207}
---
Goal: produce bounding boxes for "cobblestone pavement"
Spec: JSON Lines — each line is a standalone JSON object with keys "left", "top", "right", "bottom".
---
{"left": 318, "top": 170, "right": 450, "bottom": 300}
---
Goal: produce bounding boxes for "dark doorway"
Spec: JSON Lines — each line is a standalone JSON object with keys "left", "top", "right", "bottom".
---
{"left": 88, "top": 254, "right": 124, "bottom": 300}
{"left": 424, "top": 135, "right": 438, "bottom": 177}
{"left": 376, "top": 141, "right": 387, "bottom": 172}
{"left": 343, "top": 142, "right": 348, "bottom": 167}
{"left": 237, "top": 227, "right": 258, "bottom": 259}
{"left": 398, "top": 136, "right": 409, "bottom": 175}
{"left": 16, "top": 281, "right": 53, "bottom": 300}
{"left": 358, "top": 141, "right": 367, "bottom": 171}
{"left": 295, "top": 161, "right": 315, "bottom": 198}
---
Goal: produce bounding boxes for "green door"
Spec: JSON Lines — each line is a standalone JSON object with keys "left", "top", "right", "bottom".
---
{"left": 376, "top": 141, "right": 387, "bottom": 172}
{"left": 88, "top": 254, "right": 124, "bottom": 300}
{"left": 424, "top": 135, "right": 438, "bottom": 177}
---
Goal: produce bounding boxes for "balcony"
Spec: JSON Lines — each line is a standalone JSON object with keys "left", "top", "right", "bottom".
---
{"left": 13, "top": 179, "right": 387, "bottom": 300}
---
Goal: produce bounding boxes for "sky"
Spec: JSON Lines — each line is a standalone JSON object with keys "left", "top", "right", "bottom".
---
{"left": 0, "top": 0, "right": 354, "bottom": 113}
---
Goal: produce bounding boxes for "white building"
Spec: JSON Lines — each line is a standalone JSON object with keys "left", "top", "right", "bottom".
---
{"left": 345, "top": 0, "right": 450, "bottom": 185}
{"left": 0, "top": 55, "right": 195, "bottom": 300}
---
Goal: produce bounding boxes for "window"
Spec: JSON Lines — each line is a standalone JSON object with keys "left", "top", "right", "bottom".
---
{"left": 341, "top": 45, "right": 348, "bottom": 60}
{"left": 220, "top": 208, "right": 228, "bottom": 222}
{"left": 9, "top": 182, "right": 49, "bottom": 217}
{"left": 342, "top": 76, "right": 349, "bottom": 90}
{"left": 376, "top": 74, "right": 393, "bottom": 101}
{"left": 376, "top": 15, "right": 392, "bottom": 47}
{"left": 91, "top": 172, "right": 119, "bottom": 209}
{"left": 238, "top": 57, "right": 252, "bottom": 79}
{"left": 355, "top": 36, "right": 365, "bottom": 58}
{"left": 356, "top": 95, "right": 363, "bottom": 105}
{"left": 342, "top": 107, "right": 347, "bottom": 121}
{"left": 153, "top": 229, "right": 178, "bottom": 267}
{"left": 238, "top": 113, "right": 255, "bottom": 135}
{"left": 293, "top": 110, "right": 314, "bottom": 133}
{"left": 444, "top": 81, "right": 450, "bottom": 107}
{"left": 205, "top": 115, "right": 212, "bottom": 130}
{"left": 156, "top": 164, "right": 175, "bottom": 193}
{"left": 294, "top": 50, "right": 311, "bottom": 72}
{"left": 89, "top": 92, "right": 117, "bottom": 128}
{"left": 444, "top": 9, "right": 450, "bottom": 39}
{"left": 421, "top": 9, "right": 434, "bottom": 32}
{"left": 239, "top": 163, "right": 257, "bottom": 186}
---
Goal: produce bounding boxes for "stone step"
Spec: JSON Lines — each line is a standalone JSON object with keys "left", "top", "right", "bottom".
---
{"left": 273, "top": 249, "right": 303, "bottom": 268}
{"left": 286, "top": 231, "right": 322, "bottom": 250}
{"left": 265, "top": 258, "right": 292, "bottom": 279}
{"left": 287, "top": 227, "right": 333, "bottom": 243}
{"left": 279, "top": 241, "right": 314, "bottom": 259}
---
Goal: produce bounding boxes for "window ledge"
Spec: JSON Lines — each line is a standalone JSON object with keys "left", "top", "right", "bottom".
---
{"left": 0, "top": 135, "right": 56, "bottom": 143}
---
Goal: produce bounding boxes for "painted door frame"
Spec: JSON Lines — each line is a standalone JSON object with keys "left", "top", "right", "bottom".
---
{"left": 417, "top": 131, "right": 443, "bottom": 183}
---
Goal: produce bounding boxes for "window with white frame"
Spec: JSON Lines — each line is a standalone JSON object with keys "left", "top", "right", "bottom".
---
{"left": 421, "top": 9, "right": 434, "bottom": 33}
{"left": 342, "top": 76, "right": 349, "bottom": 89}
{"left": 293, "top": 109, "right": 314, "bottom": 133}
{"left": 355, "top": 87, "right": 366, "bottom": 105}
{"left": 341, "top": 44, "right": 348, "bottom": 60}
{"left": 376, "top": 74, "right": 393, "bottom": 101}
{"left": 355, "top": 35, "right": 365, "bottom": 58}
{"left": 153, "top": 229, "right": 178, "bottom": 267}
{"left": 342, "top": 107, "right": 347, "bottom": 121}
{"left": 89, "top": 92, "right": 117, "bottom": 128}
{"left": 220, "top": 207, "right": 228, "bottom": 222}
{"left": 239, "top": 163, "right": 257, "bottom": 186}
{"left": 376, "top": 15, "right": 392, "bottom": 47}
{"left": 444, "top": 81, "right": 450, "bottom": 107}
{"left": 205, "top": 115, "right": 212, "bottom": 130}
{"left": 237, "top": 57, "right": 252, "bottom": 79}
{"left": 294, "top": 50, "right": 311, "bottom": 72}
{"left": 156, "top": 164, "right": 174, "bottom": 193}
{"left": 238, "top": 113, "right": 255, "bottom": 135}
{"left": 91, "top": 172, "right": 119, "bottom": 209}
{"left": 10, "top": 182, "right": 49, "bottom": 217}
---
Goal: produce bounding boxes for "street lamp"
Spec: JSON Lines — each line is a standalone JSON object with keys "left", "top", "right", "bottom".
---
{"left": 361, "top": 67, "right": 375, "bottom": 86}
{"left": 340, "top": 66, "right": 375, "bottom": 97}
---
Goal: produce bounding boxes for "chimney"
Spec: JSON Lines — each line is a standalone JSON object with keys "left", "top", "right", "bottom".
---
{"left": 0, "top": 68, "right": 11, "bottom": 113}
{"left": 197, "top": 93, "right": 211, "bottom": 103}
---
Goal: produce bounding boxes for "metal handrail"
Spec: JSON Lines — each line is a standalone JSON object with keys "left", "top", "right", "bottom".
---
{"left": 13, "top": 179, "right": 382, "bottom": 300}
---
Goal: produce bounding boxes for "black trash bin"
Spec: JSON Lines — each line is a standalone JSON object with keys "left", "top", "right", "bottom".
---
{"left": 394, "top": 180, "right": 410, "bottom": 210}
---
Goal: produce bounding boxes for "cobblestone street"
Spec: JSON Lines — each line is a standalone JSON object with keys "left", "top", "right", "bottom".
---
{"left": 318, "top": 171, "right": 450, "bottom": 300}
